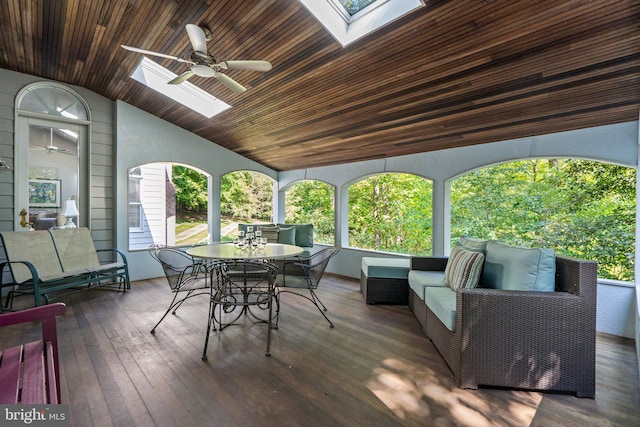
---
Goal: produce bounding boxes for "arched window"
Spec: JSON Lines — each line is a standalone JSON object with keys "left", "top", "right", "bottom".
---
{"left": 284, "top": 180, "right": 335, "bottom": 244}
{"left": 15, "top": 83, "right": 90, "bottom": 230}
{"left": 348, "top": 173, "right": 433, "bottom": 255}
{"left": 18, "top": 84, "right": 89, "bottom": 120}
{"left": 128, "top": 163, "right": 209, "bottom": 250}
{"left": 450, "top": 159, "right": 636, "bottom": 281}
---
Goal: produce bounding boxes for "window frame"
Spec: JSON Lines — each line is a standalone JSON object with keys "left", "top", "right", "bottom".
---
{"left": 128, "top": 167, "right": 144, "bottom": 233}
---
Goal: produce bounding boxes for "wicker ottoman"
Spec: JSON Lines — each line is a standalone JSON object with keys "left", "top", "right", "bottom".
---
{"left": 360, "top": 257, "right": 410, "bottom": 304}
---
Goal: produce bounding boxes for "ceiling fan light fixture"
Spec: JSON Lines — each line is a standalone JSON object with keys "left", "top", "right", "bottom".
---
{"left": 190, "top": 64, "right": 217, "bottom": 78}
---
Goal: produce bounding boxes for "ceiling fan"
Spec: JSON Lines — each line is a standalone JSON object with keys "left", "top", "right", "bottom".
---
{"left": 29, "top": 144, "right": 74, "bottom": 156}
{"left": 121, "top": 24, "right": 272, "bottom": 94}
{"left": 29, "top": 129, "right": 75, "bottom": 156}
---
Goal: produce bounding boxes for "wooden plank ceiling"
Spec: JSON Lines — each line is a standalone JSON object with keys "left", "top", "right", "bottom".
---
{"left": 0, "top": 0, "right": 638, "bottom": 171}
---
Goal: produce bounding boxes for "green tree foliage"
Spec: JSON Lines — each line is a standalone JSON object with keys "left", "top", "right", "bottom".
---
{"left": 339, "top": 0, "right": 377, "bottom": 15}
{"left": 348, "top": 174, "right": 433, "bottom": 255}
{"left": 220, "top": 171, "right": 273, "bottom": 222}
{"left": 172, "top": 165, "right": 207, "bottom": 213}
{"left": 451, "top": 159, "right": 635, "bottom": 281}
{"left": 285, "top": 180, "right": 335, "bottom": 244}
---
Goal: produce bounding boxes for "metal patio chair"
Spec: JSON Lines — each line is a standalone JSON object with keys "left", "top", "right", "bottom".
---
{"left": 149, "top": 245, "right": 219, "bottom": 334}
{"left": 274, "top": 246, "right": 340, "bottom": 328}
{"left": 203, "top": 260, "right": 278, "bottom": 359}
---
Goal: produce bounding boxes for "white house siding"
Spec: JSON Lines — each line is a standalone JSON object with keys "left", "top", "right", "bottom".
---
{"left": 128, "top": 163, "right": 172, "bottom": 250}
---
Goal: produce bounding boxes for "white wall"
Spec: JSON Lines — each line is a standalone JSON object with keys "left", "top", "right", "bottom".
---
{"left": 115, "top": 101, "right": 276, "bottom": 280}
{"left": 597, "top": 280, "right": 636, "bottom": 338}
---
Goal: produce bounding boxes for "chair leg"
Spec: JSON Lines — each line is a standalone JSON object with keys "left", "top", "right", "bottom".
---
{"left": 170, "top": 290, "right": 193, "bottom": 314}
{"left": 265, "top": 286, "right": 274, "bottom": 357}
{"left": 307, "top": 288, "right": 334, "bottom": 327}
{"left": 273, "top": 292, "right": 281, "bottom": 329}
{"left": 313, "top": 301, "right": 334, "bottom": 328}
{"left": 310, "top": 288, "right": 329, "bottom": 312}
{"left": 150, "top": 292, "right": 181, "bottom": 334}
{"left": 202, "top": 288, "right": 217, "bottom": 361}
{"left": 202, "top": 302, "right": 214, "bottom": 361}
{"left": 203, "top": 287, "right": 225, "bottom": 360}
{"left": 276, "top": 288, "right": 334, "bottom": 328}
{"left": 5, "top": 290, "right": 15, "bottom": 310}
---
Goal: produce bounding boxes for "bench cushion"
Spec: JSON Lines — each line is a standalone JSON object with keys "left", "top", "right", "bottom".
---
{"left": 455, "top": 236, "right": 488, "bottom": 254}
{"left": 408, "top": 270, "right": 446, "bottom": 300}
{"left": 482, "top": 240, "right": 556, "bottom": 292}
{"left": 277, "top": 226, "right": 297, "bottom": 245}
{"left": 49, "top": 227, "right": 101, "bottom": 271}
{"left": 0, "top": 231, "right": 63, "bottom": 284}
{"left": 361, "top": 257, "right": 410, "bottom": 279}
{"left": 425, "top": 286, "right": 457, "bottom": 332}
{"left": 278, "top": 223, "right": 314, "bottom": 248}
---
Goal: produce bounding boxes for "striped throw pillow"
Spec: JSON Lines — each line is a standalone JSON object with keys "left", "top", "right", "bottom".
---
{"left": 444, "top": 246, "right": 485, "bottom": 290}
{"left": 258, "top": 226, "right": 280, "bottom": 243}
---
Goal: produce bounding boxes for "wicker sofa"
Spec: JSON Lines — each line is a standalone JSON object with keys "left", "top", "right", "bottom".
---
{"left": 408, "top": 237, "right": 597, "bottom": 398}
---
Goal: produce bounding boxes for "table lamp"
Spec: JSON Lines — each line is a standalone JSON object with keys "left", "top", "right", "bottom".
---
{"left": 61, "top": 198, "right": 79, "bottom": 228}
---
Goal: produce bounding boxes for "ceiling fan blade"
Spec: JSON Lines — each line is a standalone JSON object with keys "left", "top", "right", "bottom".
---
{"left": 121, "top": 45, "right": 191, "bottom": 63}
{"left": 168, "top": 71, "right": 194, "bottom": 85}
{"left": 185, "top": 24, "right": 208, "bottom": 54}
{"left": 221, "top": 60, "right": 272, "bottom": 72}
{"left": 213, "top": 72, "right": 246, "bottom": 94}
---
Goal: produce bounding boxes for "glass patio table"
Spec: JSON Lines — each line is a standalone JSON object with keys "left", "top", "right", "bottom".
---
{"left": 186, "top": 242, "right": 303, "bottom": 261}
{"left": 186, "top": 243, "right": 303, "bottom": 358}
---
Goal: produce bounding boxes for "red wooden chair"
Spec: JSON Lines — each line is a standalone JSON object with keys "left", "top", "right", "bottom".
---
{"left": 0, "top": 303, "right": 66, "bottom": 404}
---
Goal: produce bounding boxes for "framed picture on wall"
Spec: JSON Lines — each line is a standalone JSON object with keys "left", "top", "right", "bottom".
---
{"left": 29, "top": 179, "right": 61, "bottom": 208}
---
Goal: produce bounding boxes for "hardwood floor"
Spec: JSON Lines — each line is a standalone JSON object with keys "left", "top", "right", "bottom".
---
{"left": 2, "top": 275, "right": 639, "bottom": 426}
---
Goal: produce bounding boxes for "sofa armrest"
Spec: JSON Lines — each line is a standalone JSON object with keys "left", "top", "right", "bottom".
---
{"left": 456, "top": 287, "right": 596, "bottom": 396}
{"left": 410, "top": 256, "right": 448, "bottom": 271}
{"left": 554, "top": 255, "right": 598, "bottom": 296}
{"left": 458, "top": 287, "right": 587, "bottom": 318}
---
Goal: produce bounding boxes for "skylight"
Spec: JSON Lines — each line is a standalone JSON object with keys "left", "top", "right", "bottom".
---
{"left": 299, "top": 0, "right": 424, "bottom": 46}
{"left": 337, "top": 0, "right": 378, "bottom": 16}
{"left": 130, "top": 57, "right": 231, "bottom": 119}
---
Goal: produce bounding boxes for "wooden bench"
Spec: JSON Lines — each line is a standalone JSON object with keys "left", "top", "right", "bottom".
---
{"left": 0, "top": 303, "right": 66, "bottom": 404}
{"left": 0, "top": 227, "right": 130, "bottom": 307}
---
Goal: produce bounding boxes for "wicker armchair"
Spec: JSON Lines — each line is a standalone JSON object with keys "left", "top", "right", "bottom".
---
{"left": 410, "top": 255, "right": 597, "bottom": 398}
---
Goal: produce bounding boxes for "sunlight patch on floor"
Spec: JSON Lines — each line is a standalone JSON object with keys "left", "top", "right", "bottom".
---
{"left": 366, "top": 358, "right": 542, "bottom": 426}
